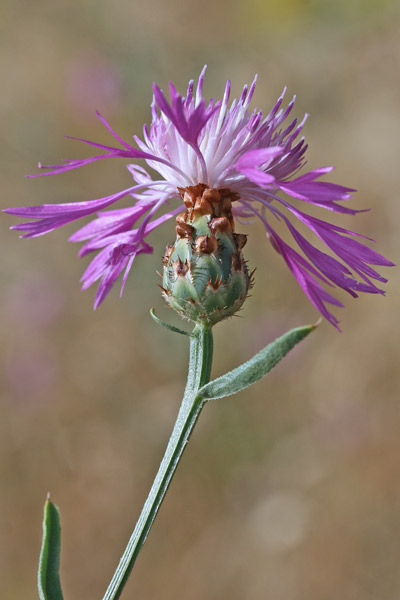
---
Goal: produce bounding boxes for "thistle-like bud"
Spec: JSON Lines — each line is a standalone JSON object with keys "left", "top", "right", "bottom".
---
{"left": 161, "top": 184, "right": 253, "bottom": 325}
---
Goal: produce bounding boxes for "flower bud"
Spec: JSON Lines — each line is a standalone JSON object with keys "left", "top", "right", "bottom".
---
{"left": 161, "top": 184, "right": 252, "bottom": 325}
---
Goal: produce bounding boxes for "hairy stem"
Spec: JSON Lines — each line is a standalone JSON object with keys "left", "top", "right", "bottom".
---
{"left": 102, "top": 322, "right": 213, "bottom": 600}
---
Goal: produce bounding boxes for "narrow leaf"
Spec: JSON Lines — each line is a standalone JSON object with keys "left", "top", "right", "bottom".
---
{"left": 197, "top": 323, "right": 317, "bottom": 401}
{"left": 150, "top": 308, "right": 191, "bottom": 336}
{"left": 38, "top": 496, "right": 64, "bottom": 600}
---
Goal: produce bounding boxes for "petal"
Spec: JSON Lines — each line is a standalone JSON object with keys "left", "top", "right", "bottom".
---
{"left": 6, "top": 186, "right": 149, "bottom": 238}
{"left": 234, "top": 147, "right": 283, "bottom": 170}
{"left": 238, "top": 168, "right": 276, "bottom": 186}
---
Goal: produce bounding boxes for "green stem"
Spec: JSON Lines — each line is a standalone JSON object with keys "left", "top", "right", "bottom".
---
{"left": 102, "top": 323, "right": 213, "bottom": 600}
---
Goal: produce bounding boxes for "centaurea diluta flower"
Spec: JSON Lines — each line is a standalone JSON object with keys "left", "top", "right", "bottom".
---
{"left": 6, "top": 67, "right": 393, "bottom": 327}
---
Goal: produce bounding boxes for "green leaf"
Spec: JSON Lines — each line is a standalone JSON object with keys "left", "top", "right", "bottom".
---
{"left": 150, "top": 308, "right": 191, "bottom": 336}
{"left": 197, "top": 322, "right": 317, "bottom": 401}
{"left": 38, "top": 496, "right": 64, "bottom": 600}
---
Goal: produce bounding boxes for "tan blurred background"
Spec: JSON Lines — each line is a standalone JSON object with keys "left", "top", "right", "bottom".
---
{"left": 1, "top": 0, "right": 399, "bottom": 598}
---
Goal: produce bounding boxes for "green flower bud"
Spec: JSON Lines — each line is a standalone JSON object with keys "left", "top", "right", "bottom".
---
{"left": 161, "top": 184, "right": 253, "bottom": 326}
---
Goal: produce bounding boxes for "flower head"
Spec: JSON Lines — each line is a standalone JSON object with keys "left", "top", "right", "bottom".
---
{"left": 6, "top": 67, "right": 393, "bottom": 327}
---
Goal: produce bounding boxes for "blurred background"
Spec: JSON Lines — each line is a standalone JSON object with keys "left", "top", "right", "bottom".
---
{"left": 1, "top": 0, "right": 399, "bottom": 598}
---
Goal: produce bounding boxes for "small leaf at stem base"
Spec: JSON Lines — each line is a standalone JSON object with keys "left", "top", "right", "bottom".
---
{"left": 38, "top": 495, "right": 64, "bottom": 600}
{"left": 150, "top": 308, "right": 191, "bottom": 336}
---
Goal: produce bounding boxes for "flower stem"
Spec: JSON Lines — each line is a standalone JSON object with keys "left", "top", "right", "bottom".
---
{"left": 102, "top": 322, "right": 213, "bottom": 600}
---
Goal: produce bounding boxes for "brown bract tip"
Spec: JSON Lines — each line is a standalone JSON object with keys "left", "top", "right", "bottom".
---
{"left": 193, "top": 195, "right": 214, "bottom": 216}
{"left": 162, "top": 244, "right": 174, "bottom": 266}
{"left": 157, "top": 282, "right": 170, "bottom": 296}
{"left": 173, "top": 257, "right": 189, "bottom": 277}
{"left": 176, "top": 221, "right": 194, "bottom": 238}
{"left": 202, "top": 188, "right": 221, "bottom": 205}
{"left": 249, "top": 268, "right": 256, "bottom": 289}
{"left": 177, "top": 185, "right": 239, "bottom": 222}
{"left": 210, "top": 216, "right": 231, "bottom": 234}
{"left": 194, "top": 235, "right": 218, "bottom": 254}
{"left": 176, "top": 211, "right": 188, "bottom": 224}
{"left": 231, "top": 253, "right": 242, "bottom": 271}
{"left": 208, "top": 275, "right": 222, "bottom": 290}
{"left": 178, "top": 184, "right": 208, "bottom": 209}
{"left": 233, "top": 233, "right": 247, "bottom": 251}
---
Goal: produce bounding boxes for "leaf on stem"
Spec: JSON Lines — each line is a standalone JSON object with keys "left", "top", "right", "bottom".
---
{"left": 197, "top": 322, "right": 318, "bottom": 401}
{"left": 38, "top": 495, "right": 64, "bottom": 600}
{"left": 150, "top": 308, "right": 191, "bottom": 336}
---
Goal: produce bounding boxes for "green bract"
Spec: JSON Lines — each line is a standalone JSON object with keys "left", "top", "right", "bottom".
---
{"left": 162, "top": 185, "right": 252, "bottom": 325}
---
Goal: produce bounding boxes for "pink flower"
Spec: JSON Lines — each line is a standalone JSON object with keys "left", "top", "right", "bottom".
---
{"left": 6, "top": 67, "right": 393, "bottom": 326}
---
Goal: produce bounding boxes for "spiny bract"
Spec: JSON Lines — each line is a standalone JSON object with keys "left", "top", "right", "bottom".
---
{"left": 162, "top": 184, "right": 252, "bottom": 325}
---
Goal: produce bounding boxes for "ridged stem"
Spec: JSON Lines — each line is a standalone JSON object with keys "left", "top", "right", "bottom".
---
{"left": 102, "top": 322, "right": 213, "bottom": 600}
